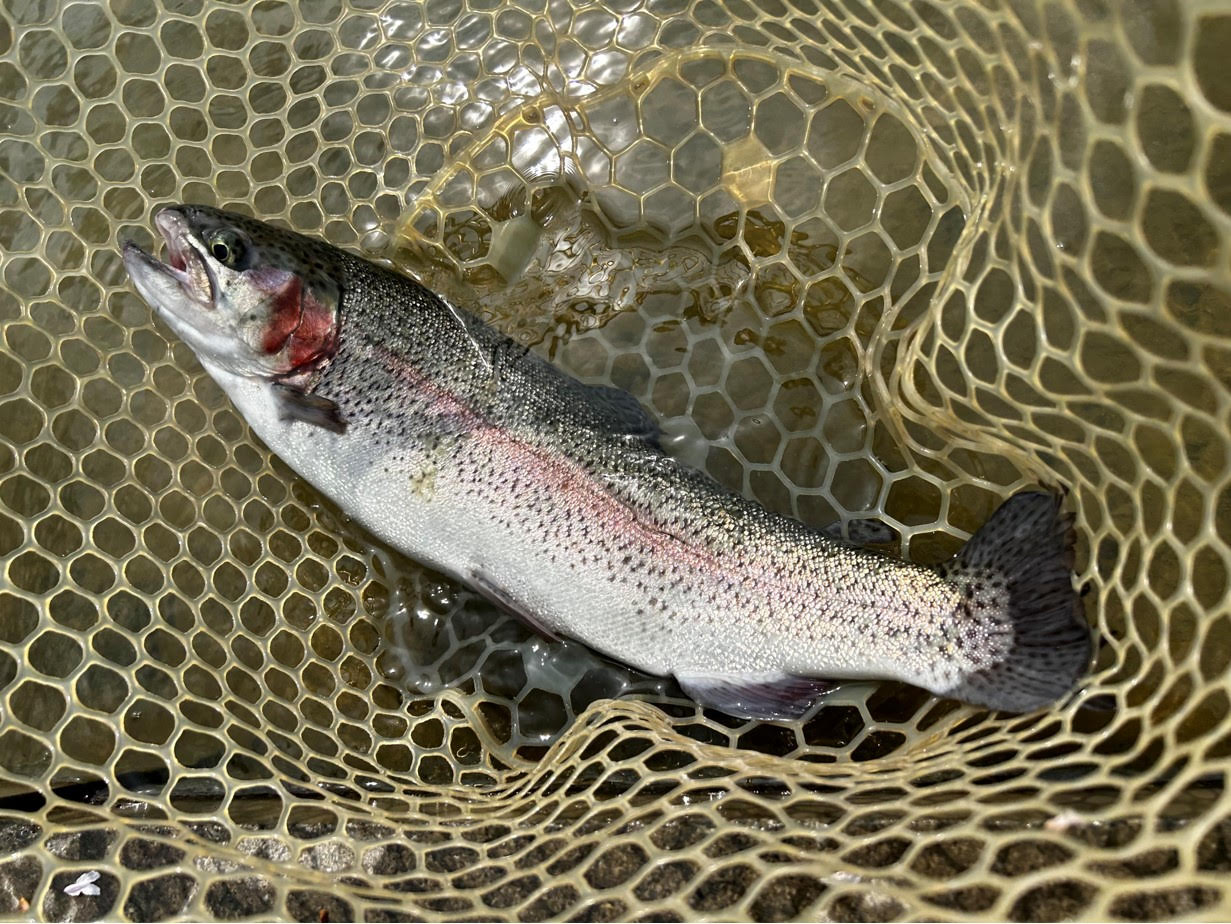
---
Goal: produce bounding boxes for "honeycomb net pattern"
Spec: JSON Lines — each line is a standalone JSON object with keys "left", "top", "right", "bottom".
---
{"left": 1, "top": 0, "right": 1230, "bottom": 919}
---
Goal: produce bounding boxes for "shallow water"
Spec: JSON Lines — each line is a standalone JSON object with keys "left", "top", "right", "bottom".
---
{"left": 2, "top": 0, "right": 1229, "bottom": 920}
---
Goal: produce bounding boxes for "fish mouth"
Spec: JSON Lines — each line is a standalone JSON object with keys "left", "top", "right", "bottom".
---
{"left": 122, "top": 207, "right": 217, "bottom": 313}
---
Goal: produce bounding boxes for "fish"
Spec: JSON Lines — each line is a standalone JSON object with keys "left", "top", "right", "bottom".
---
{"left": 122, "top": 204, "right": 1092, "bottom": 721}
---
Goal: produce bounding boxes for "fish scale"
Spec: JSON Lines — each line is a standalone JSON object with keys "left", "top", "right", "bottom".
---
{"left": 123, "top": 203, "right": 1092, "bottom": 721}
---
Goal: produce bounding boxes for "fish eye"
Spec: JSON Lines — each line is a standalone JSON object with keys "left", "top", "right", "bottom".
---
{"left": 207, "top": 231, "right": 244, "bottom": 267}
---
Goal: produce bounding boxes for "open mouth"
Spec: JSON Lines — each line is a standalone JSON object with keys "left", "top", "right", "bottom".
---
{"left": 155, "top": 209, "right": 191, "bottom": 273}
{"left": 122, "top": 208, "right": 216, "bottom": 307}
{"left": 156, "top": 209, "right": 216, "bottom": 303}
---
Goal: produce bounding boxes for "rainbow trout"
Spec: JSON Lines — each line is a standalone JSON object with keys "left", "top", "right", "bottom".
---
{"left": 123, "top": 205, "right": 1091, "bottom": 720}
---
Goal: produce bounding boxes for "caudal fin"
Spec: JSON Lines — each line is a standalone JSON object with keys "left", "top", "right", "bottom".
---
{"left": 938, "top": 491, "right": 1091, "bottom": 712}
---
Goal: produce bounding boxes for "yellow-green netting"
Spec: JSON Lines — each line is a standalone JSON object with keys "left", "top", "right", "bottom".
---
{"left": 1, "top": 0, "right": 1230, "bottom": 919}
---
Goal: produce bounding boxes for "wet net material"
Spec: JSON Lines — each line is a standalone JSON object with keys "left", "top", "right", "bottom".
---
{"left": 1, "top": 0, "right": 1230, "bottom": 920}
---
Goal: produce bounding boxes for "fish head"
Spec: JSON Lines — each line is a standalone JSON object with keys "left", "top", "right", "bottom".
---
{"left": 122, "top": 204, "right": 342, "bottom": 379}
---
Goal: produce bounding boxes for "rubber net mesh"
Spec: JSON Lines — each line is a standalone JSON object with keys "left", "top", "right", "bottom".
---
{"left": 1, "top": 0, "right": 1230, "bottom": 919}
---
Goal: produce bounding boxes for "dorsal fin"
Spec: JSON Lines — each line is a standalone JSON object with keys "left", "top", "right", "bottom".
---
{"left": 570, "top": 380, "right": 661, "bottom": 446}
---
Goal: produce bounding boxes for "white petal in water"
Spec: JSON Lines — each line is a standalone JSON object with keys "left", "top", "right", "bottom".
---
{"left": 63, "top": 871, "right": 101, "bottom": 897}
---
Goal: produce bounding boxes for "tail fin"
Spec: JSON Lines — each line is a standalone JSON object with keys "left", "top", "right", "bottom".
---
{"left": 937, "top": 491, "right": 1091, "bottom": 712}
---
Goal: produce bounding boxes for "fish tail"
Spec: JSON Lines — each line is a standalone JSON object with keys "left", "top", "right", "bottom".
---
{"left": 936, "top": 491, "right": 1091, "bottom": 712}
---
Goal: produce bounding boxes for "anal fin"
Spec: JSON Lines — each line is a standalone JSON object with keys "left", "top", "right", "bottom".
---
{"left": 274, "top": 384, "right": 347, "bottom": 434}
{"left": 676, "top": 672, "right": 835, "bottom": 721}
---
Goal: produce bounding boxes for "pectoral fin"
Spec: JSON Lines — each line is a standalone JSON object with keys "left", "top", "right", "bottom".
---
{"left": 676, "top": 672, "right": 835, "bottom": 721}
{"left": 273, "top": 383, "right": 347, "bottom": 434}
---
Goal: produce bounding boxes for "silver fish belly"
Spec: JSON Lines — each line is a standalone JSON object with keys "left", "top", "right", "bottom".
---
{"left": 124, "top": 204, "right": 1092, "bottom": 720}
